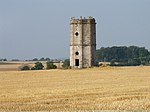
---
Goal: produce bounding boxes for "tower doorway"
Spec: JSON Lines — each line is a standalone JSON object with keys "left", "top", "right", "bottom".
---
{"left": 75, "top": 59, "right": 79, "bottom": 66}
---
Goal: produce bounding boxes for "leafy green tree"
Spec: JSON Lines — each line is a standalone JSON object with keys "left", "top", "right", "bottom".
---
{"left": 46, "top": 62, "right": 57, "bottom": 69}
{"left": 34, "top": 62, "right": 44, "bottom": 70}
{"left": 62, "top": 59, "right": 70, "bottom": 69}
{"left": 96, "top": 46, "right": 150, "bottom": 66}
{"left": 128, "top": 59, "right": 141, "bottom": 66}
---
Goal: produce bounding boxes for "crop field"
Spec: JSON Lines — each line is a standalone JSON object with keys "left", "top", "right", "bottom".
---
{"left": 0, "top": 66, "right": 150, "bottom": 111}
{"left": 0, "top": 61, "right": 44, "bottom": 71}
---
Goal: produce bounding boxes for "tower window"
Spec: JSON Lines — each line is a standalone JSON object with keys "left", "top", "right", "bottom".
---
{"left": 75, "top": 52, "right": 79, "bottom": 55}
{"left": 75, "top": 32, "right": 79, "bottom": 36}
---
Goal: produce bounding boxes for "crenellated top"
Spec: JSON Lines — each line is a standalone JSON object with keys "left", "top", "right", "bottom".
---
{"left": 70, "top": 16, "right": 96, "bottom": 24}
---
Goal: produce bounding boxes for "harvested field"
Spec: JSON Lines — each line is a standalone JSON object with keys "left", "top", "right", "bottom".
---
{"left": 0, "top": 66, "right": 150, "bottom": 111}
{"left": 0, "top": 61, "right": 34, "bottom": 71}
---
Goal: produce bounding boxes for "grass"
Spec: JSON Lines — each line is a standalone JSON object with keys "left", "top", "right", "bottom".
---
{"left": 0, "top": 66, "right": 150, "bottom": 111}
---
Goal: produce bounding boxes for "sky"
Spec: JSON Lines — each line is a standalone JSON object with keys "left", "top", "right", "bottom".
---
{"left": 0, "top": 0, "right": 150, "bottom": 60}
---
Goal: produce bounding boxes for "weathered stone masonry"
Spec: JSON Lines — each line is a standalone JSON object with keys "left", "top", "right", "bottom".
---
{"left": 70, "top": 16, "right": 96, "bottom": 68}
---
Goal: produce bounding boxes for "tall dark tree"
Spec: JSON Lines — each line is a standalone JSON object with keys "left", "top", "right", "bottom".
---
{"left": 45, "top": 58, "right": 51, "bottom": 61}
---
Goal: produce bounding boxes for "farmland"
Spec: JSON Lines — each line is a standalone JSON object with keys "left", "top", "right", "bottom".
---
{"left": 0, "top": 66, "right": 150, "bottom": 111}
{"left": 0, "top": 61, "right": 44, "bottom": 71}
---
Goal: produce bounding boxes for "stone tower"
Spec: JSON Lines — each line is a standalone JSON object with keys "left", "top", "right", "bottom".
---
{"left": 70, "top": 16, "right": 96, "bottom": 68}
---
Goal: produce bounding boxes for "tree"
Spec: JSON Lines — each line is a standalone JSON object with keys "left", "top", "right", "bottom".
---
{"left": 32, "top": 58, "right": 38, "bottom": 61}
{"left": 96, "top": 46, "right": 150, "bottom": 66}
{"left": 34, "top": 62, "right": 44, "bottom": 70}
{"left": 128, "top": 59, "right": 141, "bottom": 66}
{"left": 46, "top": 62, "right": 57, "bottom": 69}
{"left": 45, "top": 58, "right": 50, "bottom": 61}
{"left": 62, "top": 59, "right": 70, "bottom": 69}
{"left": 3, "top": 58, "right": 7, "bottom": 61}
{"left": 0, "top": 58, "right": 7, "bottom": 61}
{"left": 39, "top": 57, "right": 45, "bottom": 61}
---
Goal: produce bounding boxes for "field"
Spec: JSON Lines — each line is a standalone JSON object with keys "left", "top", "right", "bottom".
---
{"left": 0, "top": 61, "right": 42, "bottom": 71}
{"left": 0, "top": 66, "right": 150, "bottom": 111}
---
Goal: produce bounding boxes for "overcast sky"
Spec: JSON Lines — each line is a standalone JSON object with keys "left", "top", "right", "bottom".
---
{"left": 0, "top": 0, "right": 150, "bottom": 60}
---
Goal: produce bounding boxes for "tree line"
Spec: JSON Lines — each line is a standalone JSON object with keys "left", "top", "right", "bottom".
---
{"left": 96, "top": 46, "right": 150, "bottom": 66}
{"left": 19, "top": 61, "right": 57, "bottom": 70}
{"left": 0, "top": 58, "right": 50, "bottom": 62}
{"left": 19, "top": 59, "right": 70, "bottom": 71}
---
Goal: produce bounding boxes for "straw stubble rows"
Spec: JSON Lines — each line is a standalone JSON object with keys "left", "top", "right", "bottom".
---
{"left": 0, "top": 66, "right": 150, "bottom": 111}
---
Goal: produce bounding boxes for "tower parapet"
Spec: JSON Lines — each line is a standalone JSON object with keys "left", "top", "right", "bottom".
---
{"left": 70, "top": 16, "right": 96, "bottom": 25}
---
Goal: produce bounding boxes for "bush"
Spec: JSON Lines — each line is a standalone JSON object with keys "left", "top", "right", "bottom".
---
{"left": 34, "top": 62, "right": 44, "bottom": 70}
{"left": 46, "top": 62, "right": 57, "bottom": 69}
{"left": 62, "top": 59, "right": 70, "bottom": 69}
{"left": 19, "top": 64, "right": 30, "bottom": 71}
